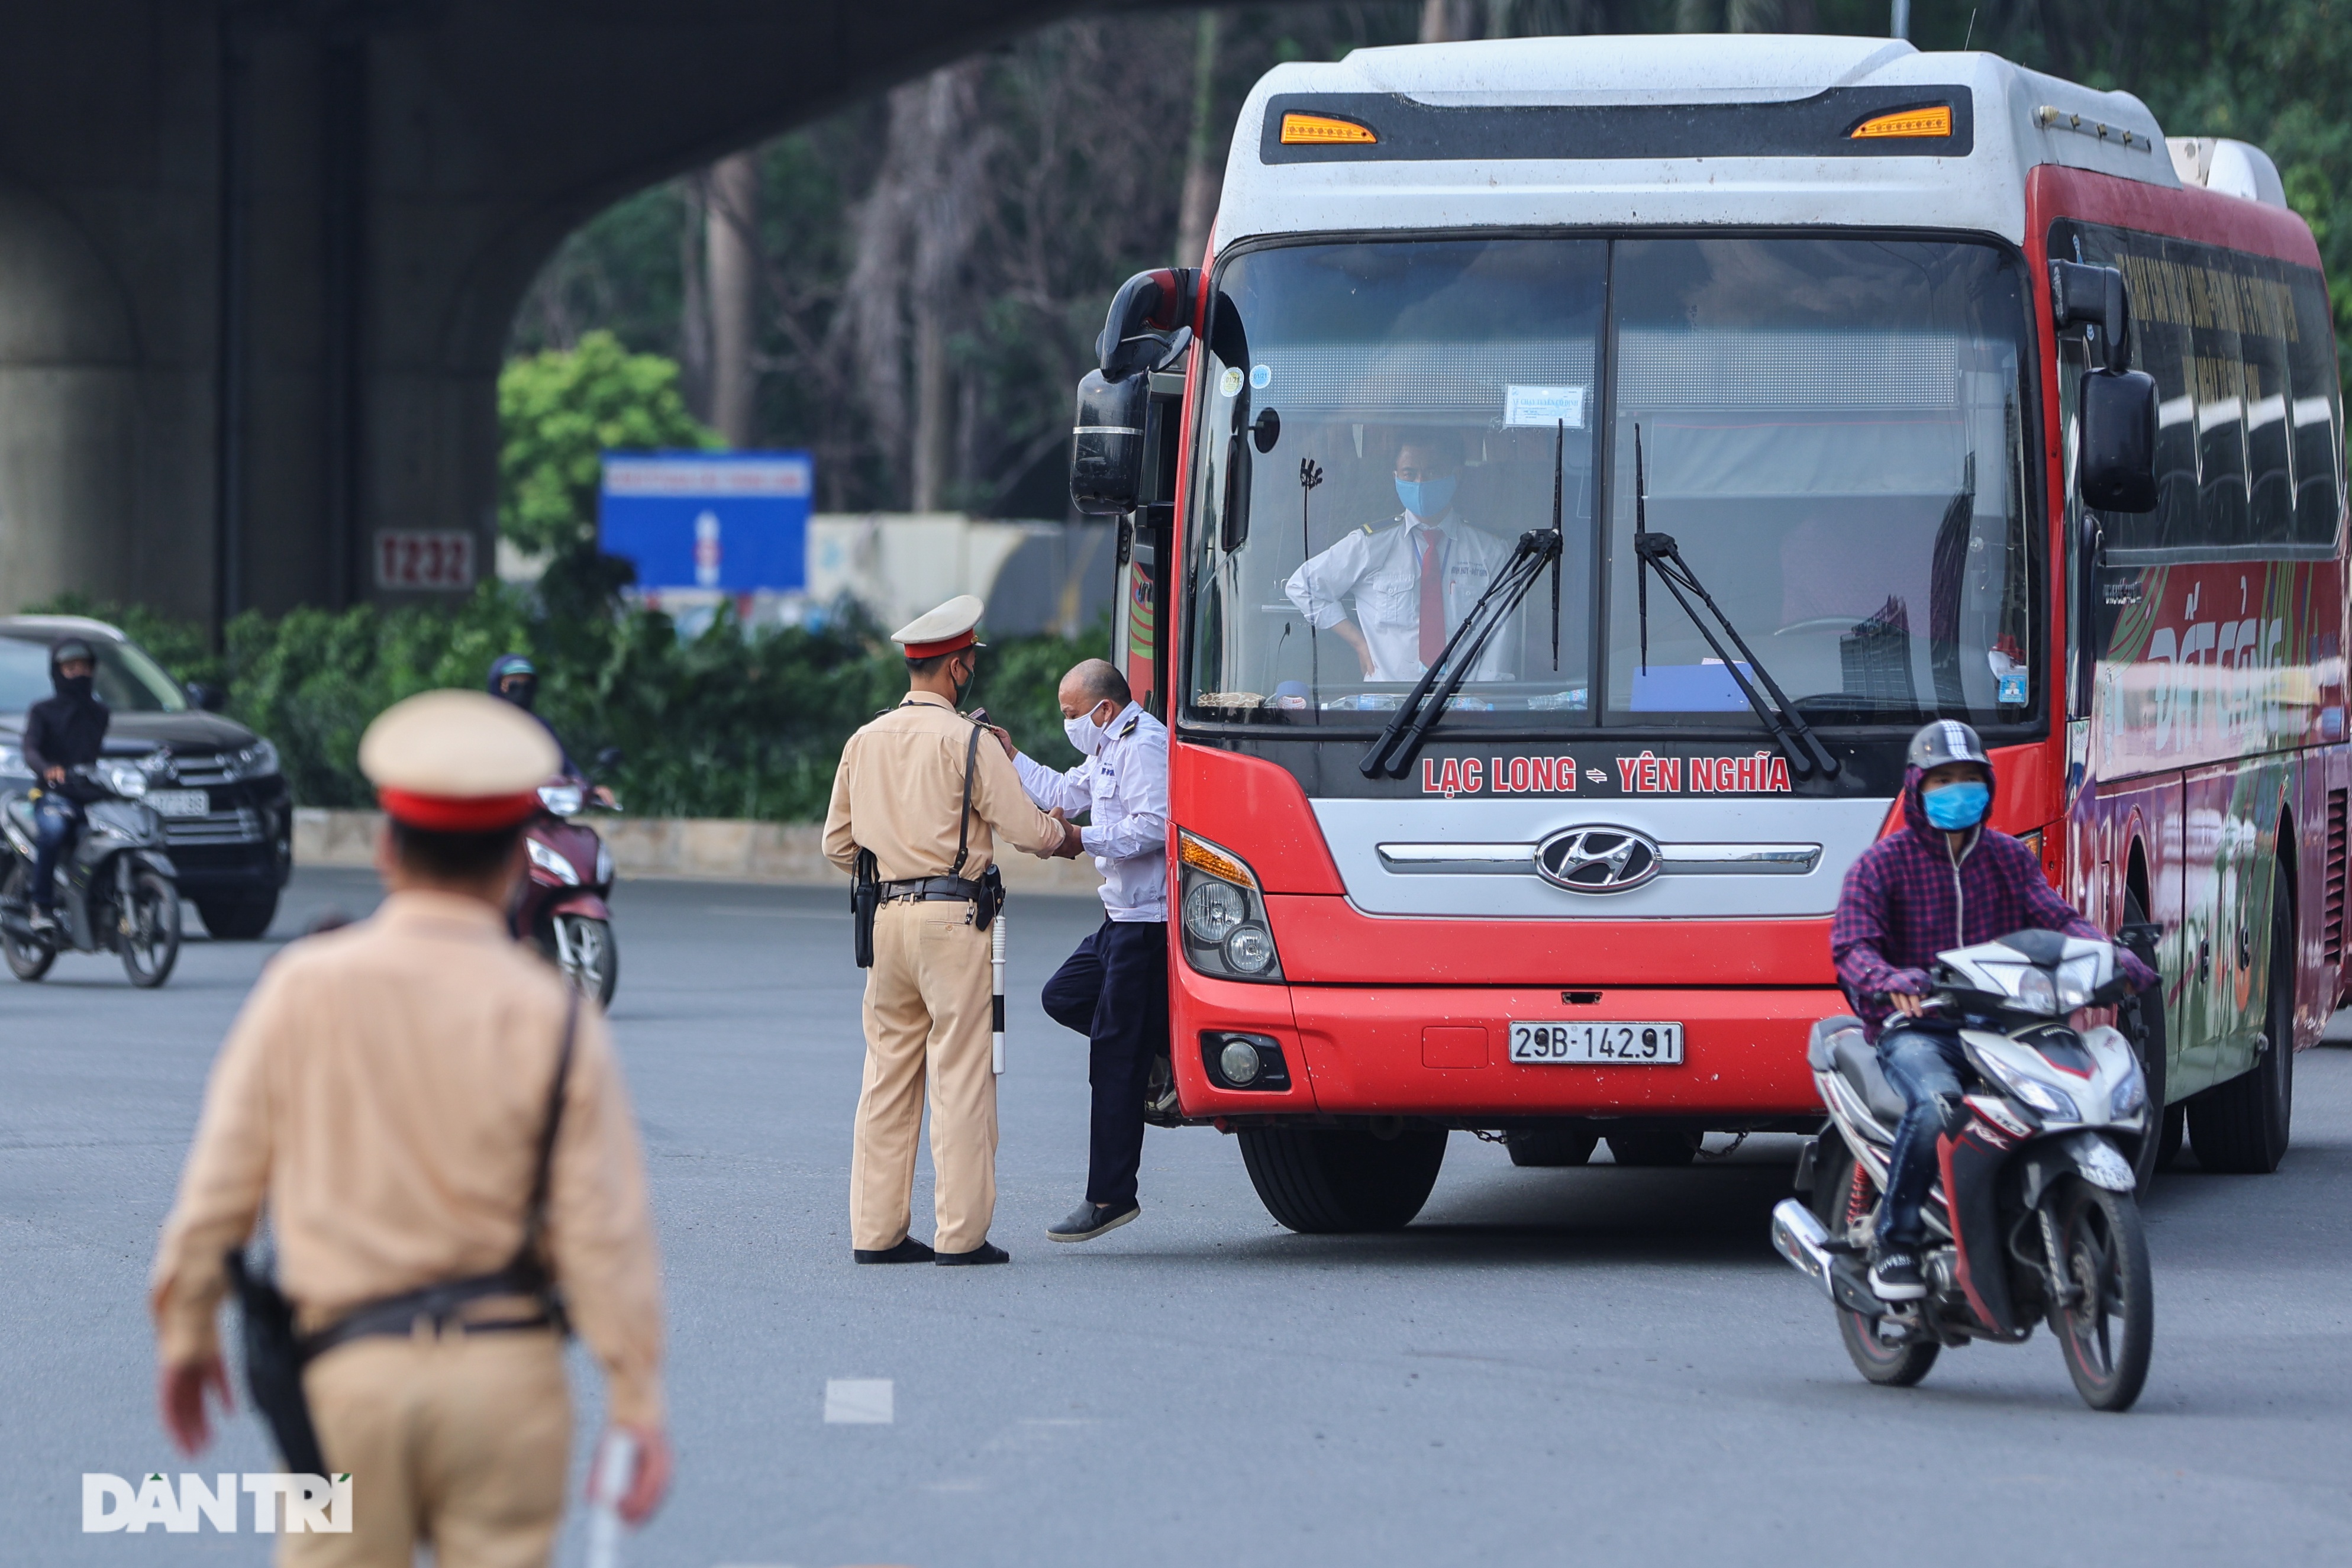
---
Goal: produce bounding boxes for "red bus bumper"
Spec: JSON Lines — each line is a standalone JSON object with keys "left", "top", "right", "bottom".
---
{"left": 1170, "top": 969, "right": 1835, "bottom": 1122}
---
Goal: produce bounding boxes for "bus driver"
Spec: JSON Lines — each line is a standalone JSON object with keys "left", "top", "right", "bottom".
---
{"left": 1283, "top": 433, "right": 1517, "bottom": 686}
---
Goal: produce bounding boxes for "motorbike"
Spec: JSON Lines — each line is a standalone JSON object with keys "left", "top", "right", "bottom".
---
{"left": 512, "top": 768, "right": 619, "bottom": 1006}
{"left": 1771, "top": 926, "right": 2160, "bottom": 1411}
{"left": 0, "top": 760, "right": 183, "bottom": 988}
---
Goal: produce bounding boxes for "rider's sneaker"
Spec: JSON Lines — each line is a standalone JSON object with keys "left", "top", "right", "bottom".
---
{"left": 1869, "top": 1247, "right": 1927, "bottom": 1302}
{"left": 26, "top": 907, "right": 55, "bottom": 937}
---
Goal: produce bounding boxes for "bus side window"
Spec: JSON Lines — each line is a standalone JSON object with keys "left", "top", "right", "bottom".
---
{"left": 2288, "top": 270, "right": 2345, "bottom": 544}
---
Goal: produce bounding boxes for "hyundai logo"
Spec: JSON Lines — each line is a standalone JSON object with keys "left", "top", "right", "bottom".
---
{"left": 1535, "top": 825, "right": 1661, "bottom": 893}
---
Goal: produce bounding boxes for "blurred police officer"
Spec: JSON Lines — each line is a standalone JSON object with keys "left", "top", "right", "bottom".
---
{"left": 991, "top": 660, "right": 1170, "bottom": 1243}
{"left": 151, "top": 689, "right": 669, "bottom": 1566}
{"left": 824, "top": 595, "right": 1072, "bottom": 1266}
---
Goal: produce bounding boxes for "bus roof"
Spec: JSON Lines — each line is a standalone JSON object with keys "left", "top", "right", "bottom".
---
{"left": 1216, "top": 36, "right": 2199, "bottom": 251}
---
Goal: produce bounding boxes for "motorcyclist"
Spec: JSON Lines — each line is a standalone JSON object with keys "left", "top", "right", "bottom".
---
{"left": 1830, "top": 720, "right": 2157, "bottom": 1303}
{"left": 486, "top": 653, "right": 615, "bottom": 807}
{"left": 19, "top": 638, "right": 111, "bottom": 933}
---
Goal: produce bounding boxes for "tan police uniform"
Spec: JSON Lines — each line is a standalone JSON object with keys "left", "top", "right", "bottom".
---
{"left": 823, "top": 595, "right": 1070, "bottom": 1258}
{"left": 150, "top": 690, "right": 664, "bottom": 1568}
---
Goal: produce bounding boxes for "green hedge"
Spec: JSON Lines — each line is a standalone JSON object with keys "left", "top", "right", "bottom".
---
{"left": 35, "top": 591, "right": 1098, "bottom": 821}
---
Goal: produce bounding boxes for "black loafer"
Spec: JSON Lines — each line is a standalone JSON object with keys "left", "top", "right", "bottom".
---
{"left": 935, "top": 1242, "right": 1010, "bottom": 1266}
{"left": 853, "top": 1237, "right": 935, "bottom": 1264}
{"left": 1047, "top": 1201, "right": 1140, "bottom": 1243}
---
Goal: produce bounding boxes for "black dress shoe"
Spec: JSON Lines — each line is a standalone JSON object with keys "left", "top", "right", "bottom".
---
{"left": 935, "top": 1242, "right": 1009, "bottom": 1266}
{"left": 853, "top": 1237, "right": 935, "bottom": 1264}
{"left": 1047, "top": 1200, "right": 1140, "bottom": 1243}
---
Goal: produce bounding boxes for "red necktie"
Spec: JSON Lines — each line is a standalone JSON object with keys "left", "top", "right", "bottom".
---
{"left": 1417, "top": 529, "right": 1445, "bottom": 666}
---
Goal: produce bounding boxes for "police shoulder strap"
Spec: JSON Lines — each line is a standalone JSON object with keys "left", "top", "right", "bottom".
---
{"left": 948, "top": 719, "right": 982, "bottom": 880}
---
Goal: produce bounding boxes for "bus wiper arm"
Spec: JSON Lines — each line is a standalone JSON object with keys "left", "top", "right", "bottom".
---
{"left": 1632, "top": 528, "right": 1840, "bottom": 780}
{"left": 1360, "top": 528, "right": 1561, "bottom": 780}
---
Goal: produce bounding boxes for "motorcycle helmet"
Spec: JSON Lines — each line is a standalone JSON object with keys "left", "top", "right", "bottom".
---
{"left": 1906, "top": 718, "right": 1992, "bottom": 775}
{"left": 488, "top": 652, "right": 538, "bottom": 711}
{"left": 50, "top": 637, "right": 96, "bottom": 698}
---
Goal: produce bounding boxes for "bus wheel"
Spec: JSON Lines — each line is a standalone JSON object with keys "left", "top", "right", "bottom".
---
{"left": 1237, "top": 1127, "right": 1447, "bottom": 1234}
{"left": 2185, "top": 889, "right": 2295, "bottom": 1173}
{"left": 2119, "top": 889, "right": 2168, "bottom": 1193}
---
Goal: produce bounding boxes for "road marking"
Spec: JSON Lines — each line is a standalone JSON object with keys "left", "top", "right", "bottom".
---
{"left": 824, "top": 1378, "right": 894, "bottom": 1424}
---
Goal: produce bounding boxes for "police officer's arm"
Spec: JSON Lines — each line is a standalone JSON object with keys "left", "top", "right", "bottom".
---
{"left": 821, "top": 735, "right": 861, "bottom": 875}
{"left": 543, "top": 1005, "right": 666, "bottom": 1433}
{"left": 970, "top": 737, "right": 1069, "bottom": 857}
{"left": 150, "top": 968, "right": 283, "bottom": 1372}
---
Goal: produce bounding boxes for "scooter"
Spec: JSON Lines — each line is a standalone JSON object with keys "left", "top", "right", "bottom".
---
{"left": 513, "top": 769, "right": 619, "bottom": 1006}
{"left": 0, "top": 761, "right": 183, "bottom": 988}
{"left": 1771, "top": 927, "right": 2159, "bottom": 1411}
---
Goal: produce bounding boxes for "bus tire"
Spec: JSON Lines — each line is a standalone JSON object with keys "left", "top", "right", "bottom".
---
{"left": 2119, "top": 889, "right": 2168, "bottom": 1193}
{"left": 2185, "top": 888, "right": 2294, "bottom": 1173}
{"left": 1237, "top": 1127, "right": 1447, "bottom": 1234}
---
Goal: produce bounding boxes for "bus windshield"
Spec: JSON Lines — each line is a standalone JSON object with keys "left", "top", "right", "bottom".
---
{"left": 1184, "top": 235, "right": 2039, "bottom": 733}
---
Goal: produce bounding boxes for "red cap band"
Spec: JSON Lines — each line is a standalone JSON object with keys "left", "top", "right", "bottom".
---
{"left": 378, "top": 786, "right": 543, "bottom": 832}
{"left": 902, "top": 630, "right": 977, "bottom": 660}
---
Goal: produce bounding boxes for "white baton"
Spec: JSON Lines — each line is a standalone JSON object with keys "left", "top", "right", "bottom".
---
{"left": 992, "top": 914, "right": 1007, "bottom": 1075}
{"left": 583, "top": 1430, "right": 637, "bottom": 1568}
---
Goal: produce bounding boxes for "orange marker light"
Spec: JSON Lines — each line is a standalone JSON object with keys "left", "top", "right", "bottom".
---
{"left": 1850, "top": 105, "right": 1953, "bottom": 140}
{"left": 1280, "top": 112, "right": 1377, "bottom": 146}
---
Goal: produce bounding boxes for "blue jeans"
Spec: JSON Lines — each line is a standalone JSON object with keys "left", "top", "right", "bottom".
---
{"left": 1875, "top": 1024, "right": 1969, "bottom": 1250}
{"left": 28, "top": 795, "right": 80, "bottom": 911}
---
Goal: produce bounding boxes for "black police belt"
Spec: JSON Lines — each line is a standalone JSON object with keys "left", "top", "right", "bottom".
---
{"left": 879, "top": 875, "right": 985, "bottom": 903}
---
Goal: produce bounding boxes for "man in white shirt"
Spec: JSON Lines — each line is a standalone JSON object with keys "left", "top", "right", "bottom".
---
{"left": 990, "top": 659, "right": 1171, "bottom": 1243}
{"left": 1283, "top": 434, "right": 1518, "bottom": 685}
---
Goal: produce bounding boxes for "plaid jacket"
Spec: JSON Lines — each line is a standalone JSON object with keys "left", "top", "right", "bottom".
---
{"left": 1831, "top": 764, "right": 2154, "bottom": 1040}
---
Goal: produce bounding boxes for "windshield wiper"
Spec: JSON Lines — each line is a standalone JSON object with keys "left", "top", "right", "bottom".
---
{"left": 1360, "top": 527, "right": 1560, "bottom": 780}
{"left": 1631, "top": 425, "right": 1840, "bottom": 781}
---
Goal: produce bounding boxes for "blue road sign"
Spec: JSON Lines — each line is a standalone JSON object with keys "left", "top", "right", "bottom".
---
{"left": 599, "top": 450, "right": 813, "bottom": 592}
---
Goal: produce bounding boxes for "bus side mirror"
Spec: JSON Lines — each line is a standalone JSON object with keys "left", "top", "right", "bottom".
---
{"left": 1070, "top": 370, "right": 1148, "bottom": 517}
{"left": 2080, "top": 369, "right": 2159, "bottom": 513}
{"left": 1096, "top": 267, "right": 1198, "bottom": 381}
{"left": 2051, "top": 260, "right": 2131, "bottom": 373}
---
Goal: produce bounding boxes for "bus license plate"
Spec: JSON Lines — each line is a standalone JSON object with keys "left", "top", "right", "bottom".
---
{"left": 1509, "top": 1021, "right": 1683, "bottom": 1064}
{"left": 146, "top": 789, "right": 211, "bottom": 818}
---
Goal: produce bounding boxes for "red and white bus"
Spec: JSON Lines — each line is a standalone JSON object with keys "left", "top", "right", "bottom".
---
{"left": 1071, "top": 35, "right": 2346, "bottom": 1230}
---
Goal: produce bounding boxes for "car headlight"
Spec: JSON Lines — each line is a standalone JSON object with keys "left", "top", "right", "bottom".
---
{"left": 234, "top": 738, "right": 280, "bottom": 779}
{"left": 1176, "top": 830, "right": 1282, "bottom": 983}
{"left": 527, "top": 837, "right": 579, "bottom": 886}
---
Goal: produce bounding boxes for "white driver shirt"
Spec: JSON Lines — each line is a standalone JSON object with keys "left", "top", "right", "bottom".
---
{"left": 1012, "top": 702, "right": 1169, "bottom": 923}
{"left": 1283, "top": 512, "right": 1519, "bottom": 683}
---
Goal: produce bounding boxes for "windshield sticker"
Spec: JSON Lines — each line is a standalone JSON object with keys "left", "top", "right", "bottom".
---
{"left": 1250, "top": 364, "right": 1272, "bottom": 389}
{"left": 1504, "top": 384, "right": 1587, "bottom": 428}
{"left": 1218, "top": 366, "right": 1244, "bottom": 398}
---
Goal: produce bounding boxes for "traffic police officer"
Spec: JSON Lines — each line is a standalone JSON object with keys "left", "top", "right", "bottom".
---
{"left": 990, "top": 659, "right": 1171, "bottom": 1243}
{"left": 823, "top": 595, "right": 1072, "bottom": 1266}
{"left": 151, "top": 689, "right": 669, "bottom": 1565}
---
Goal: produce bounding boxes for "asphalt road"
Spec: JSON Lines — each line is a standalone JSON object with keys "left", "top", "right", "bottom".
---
{"left": 4, "top": 867, "right": 2349, "bottom": 1566}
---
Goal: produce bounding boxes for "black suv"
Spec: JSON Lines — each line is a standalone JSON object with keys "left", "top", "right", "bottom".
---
{"left": 1, "top": 615, "right": 292, "bottom": 938}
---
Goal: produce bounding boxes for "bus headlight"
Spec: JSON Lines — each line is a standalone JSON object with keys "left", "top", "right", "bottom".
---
{"left": 1218, "top": 1037, "right": 1263, "bottom": 1085}
{"left": 1177, "top": 829, "right": 1283, "bottom": 983}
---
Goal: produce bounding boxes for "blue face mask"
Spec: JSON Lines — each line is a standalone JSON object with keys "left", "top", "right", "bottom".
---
{"left": 1396, "top": 475, "right": 1457, "bottom": 520}
{"left": 1922, "top": 780, "right": 1990, "bottom": 830}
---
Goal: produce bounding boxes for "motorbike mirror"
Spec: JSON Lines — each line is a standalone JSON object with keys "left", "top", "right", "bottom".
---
{"left": 594, "top": 746, "right": 624, "bottom": 773}
{"left": 185, "top": 682, "right": 225, "bottom": 712}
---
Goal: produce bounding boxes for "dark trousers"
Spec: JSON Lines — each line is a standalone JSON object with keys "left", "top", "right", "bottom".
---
{"left": 28, "top": 795, "right": 79, "bottom": 911}
{"left": 1875, "top": 1024, "right": 1969, "bottom": 1249}
{"left": 1041, "top": 918, "right": 1169, "bottom": 1209}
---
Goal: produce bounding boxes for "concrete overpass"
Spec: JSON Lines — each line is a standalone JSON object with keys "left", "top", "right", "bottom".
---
{"left": 0, "top": 0, "right": 1109, "bottom": 624}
